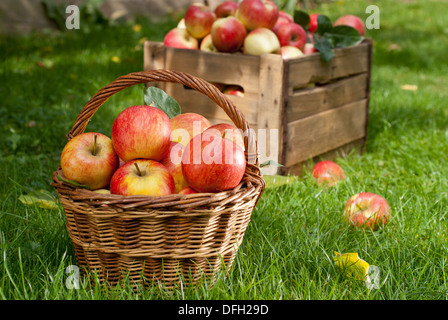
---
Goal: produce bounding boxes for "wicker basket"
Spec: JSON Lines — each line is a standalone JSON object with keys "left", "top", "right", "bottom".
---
{"left": 51, "top": 70, "right": 265, "bottom": 289}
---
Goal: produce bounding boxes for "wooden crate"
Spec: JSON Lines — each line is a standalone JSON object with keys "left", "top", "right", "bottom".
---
{"left": 144, "top": 39, "right": 373, "bottom": 175}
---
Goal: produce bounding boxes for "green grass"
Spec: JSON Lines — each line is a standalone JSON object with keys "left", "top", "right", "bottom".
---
{"left": 1, "top": 0, "right": 448, "bottom": 300}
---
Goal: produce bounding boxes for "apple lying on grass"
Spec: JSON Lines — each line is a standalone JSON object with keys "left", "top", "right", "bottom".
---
{"left": 163, "top": 28, "right": 199, "bottom": 49}
{"left": 110, "top": 159, "right": 175, "bottom": 196}
{"left": 311, "top": 160, "right": 345, "bottom": 187}
{"left": 60, "top": 132, "right": 119, "bottom": 190}
{"left": 344, "top": 192, "right": 390, "bottom": 230}
{"left": 111, "top": 105, "right": 172, "bottom": 162}
{"left": 181, "top": 132, "right": 246, "bottom": 193}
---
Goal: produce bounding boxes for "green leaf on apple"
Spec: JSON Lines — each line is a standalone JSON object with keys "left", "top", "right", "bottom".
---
{"left": 293, "top": 9, "right": 310, "bottom": 29}
{"left": 57, "top": 174, "right": 91, "bottom": 190}
{"left": 144, "top": 87, "right": 181, "bottom": 119}
{"left": 324, "top": 25, "right": 363, "bottom": 48}
{"left": 260, "top": 160, "right": 284, "bottom": 168}
{"left": 315, "top": 14, "right": 333, "bottom": 35}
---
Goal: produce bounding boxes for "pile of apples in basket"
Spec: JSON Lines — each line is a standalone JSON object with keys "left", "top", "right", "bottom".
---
{"left": 164, "top": 0, "right": 366, "bottom": 59}
{"left": 60, "top": 102, "right": 247, "bottom": 196}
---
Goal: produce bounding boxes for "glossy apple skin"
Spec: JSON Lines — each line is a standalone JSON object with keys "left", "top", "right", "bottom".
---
{"left": 279, "top": 45, "right": 304, "bottom": 59}
{"left": 163, "top": 28, "right": 199, "bottom": 49}
{"left": 334, "top": 14, "right": 365, "bottom": 36}
{"left": 311, "top": 160, "right": 345, "bottom": 187}
{"left": 200, "top": 33, "right": 218, "bottom": 51}
{"left": 272, "top": 10, "right": 293, "bottom": 33}
{"left": 275, "top": 22, "right": 307, "bottom": 51}
{"left": 344, "top": 193, "right": 390, "bottom": 229}
{"left": 236, "top": 0, "right": 279, "bottom": 31}
{"left": 303, "top": 42, "right": 318, "bottom": 54}
{"left": 160, "top": 142, "right": 188, "bottom": 193}
{"left": 215, "top": 1, "right": 239, "bottom": 18}
{"left": 60, "top": 132, "right": 119, "bottom": 190}
{"left": 170, "top": 113, "right": 211, "bottom": 146}
{"left": 308, "top": 13, "right": 320, "bottom": 33}
{"left": 211, "top": 17, "right": 247, "bottom": 53}
{"left": 178, "top": 187, "right": 198, "bottom": 194}
{"left": 110, "top": 159, "right": 175, "bottom": 196}
{"left": 243, "top": 27, "right": 280, "bottom": 55}
{"left": 184, "top": 3, "right": 216, "bottom": 39}
{"left": 203, "top": 123, "right": 245, "bottom": 150}
{"left": 181, "top": 133, "right": 246, "bottom": 193}
{"left": 112, "top": 105, "right": 172, "bottom": 162}
{"left": 223, "top": 85, "right": 245, "bottom": 97}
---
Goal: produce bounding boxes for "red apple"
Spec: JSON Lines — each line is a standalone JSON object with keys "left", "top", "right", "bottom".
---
{"left": 163, "top": 28, "right": 199, "bottom": 49}
{"left": 303, "top": 42, "right": 318, "bottom": 54}
{"left": 178, "top": 187, "right": 198, "bottom": 194}
{"left": 236, "top": 0, "right": 279, "bottom": 31}
{"left": 60, "top": 132, "right": 119, "bottom": 190}
{"left": 214, "top": 1, "right": 239, "bottom": 18}
{"left": 311, "top": 160, "right": 345, "bottom": 187}
{"left": 200, "top": 33, "right": 218, "bottom": 52}
{"left": 223, "top": 85, "right": 244, "bottom": 97}
{"left": 160, "top": 142, "right": 188, "bottom": 193}
{"left": 203, "top": 123, "right": 245, "bottom": 150}
{"left": 211, "top": 16, "right": 247, "bottom": 53}
{"left": 272, "top": 10, "right": 293, "bottom": 33}
{"left": 308, "top": 13, "right": 320, "bottom": 33}
{"left": 170, "top": 113, "right": 211, "bottom": 146}
{"left": 184, "top": 3, "right": 216, "bottom": 39}
{"left": 111, "top": 105, "right": 172, "bottom": 162}
{"left": 177, "top": 18, "right": 186, "bottom": 29}
{"left": 334, "top": 14, "right": 365, "bottom": 36}
{"left": 181, "top": 132, "right": 246, "bottom": 193}
{"left": 279, "top": 45, "right": 304, "bottom": 59}
{"left": 110, "top": 159, "right": 175, "bottom": 196}
{"left": 275, "top": 22, "right": 307, "bottom": 51}
{"left": 344, "top": 193, "right": 390, "bottom": 230}
{"left": 243, "top": 27, "right": 280, "bottom": 55}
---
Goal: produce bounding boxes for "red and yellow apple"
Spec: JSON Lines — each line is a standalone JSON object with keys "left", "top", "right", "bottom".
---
{"left": 308, "top": 13, "right": 320, "bottom": 33}
{"left": 200, "top": 33, "right": 218, "bottom": 51}
{"left": 181, "top": 132, "right": 246, "bottom": 193}
{"left": 236, "top": 0, "right": 279, "bottom": 31}
{"left": 170, "top": 112, "right": 211, "bottom": 146}
{"left": 303, "top": 42, "right": 318, "bottom": 54}
{"left": 178, "top": 187, "right": 198, "bottom": 194}
{"left": 279, "top": 45, "right": 304, "bottom": 59}
{"left": 184, "top": 3, "right": 216, "bottom": 39}
{"left": 344, "top": 192, "right": 390, "bottom": 229}
{"left": 203, "top": 123, "right": 245, "bottom": 150}
{"left": 163, "top": 28, "right": 199, "bottom": 49}
{"left": 243, "top": 27, "right": 280, "bottom": 55}
{"left": 211, "top": 16, "right": 247, "bottom": 53}
{"left": 272, "top": 10, "right": 293, "bottom": 33}
{"left": 214, "top": 1, "right": 239, "bottom": 18}
{"left": 60, "top": 132, "right": 119, "bottom": 190}
{"left": 275, "top": 22, "right": 307, "bottom": 51}
{"left": 110, "top": 159, "right": 175, "bottom": 196}
{"left": 111, "top": 105, "right": 172, "bottom": 162}
{"left": 223, "top": 85, "right": 245, "bottom": 97}
{"left": 311, "top": 160, "right": 345, "bottom": 187}
{"left": 160, "top": 141, "right": 188, "bottom": 193}
{"left": 334, "top": 14, "right": 365, "bottom": 36}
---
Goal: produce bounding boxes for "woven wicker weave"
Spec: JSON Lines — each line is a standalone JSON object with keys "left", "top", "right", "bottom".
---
{"left": 51, "top": 70, "right": 265, "bottom": 289}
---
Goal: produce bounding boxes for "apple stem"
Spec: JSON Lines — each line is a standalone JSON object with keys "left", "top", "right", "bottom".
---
{"left": 93, "top": 134, "right": 97, "bottom": 156}
{"left": 356, "top": 203, "right": 364, "bottom": 211}
{"left": 134, "top": 162, "right": 143, "bottom": 177}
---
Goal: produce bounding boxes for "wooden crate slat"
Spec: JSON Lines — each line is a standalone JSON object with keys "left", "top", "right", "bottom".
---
{"left": 287, "top": 42, "right": 370, "bottom": 91}
{"left": 286, "top": 73, "right": 368, "bottom": 122}
{"left": 285, "top": 99, "right": 368, "bottom": 167}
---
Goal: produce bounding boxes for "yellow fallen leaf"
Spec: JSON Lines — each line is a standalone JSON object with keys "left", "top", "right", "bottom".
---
{"left": 401, "top": 84, "right": 418, "bottom": 91}
{"left": 111, "top": 56, "right": 121, "bottom": 63}
{"left": 334, "top": 252, "right": 370, "bottom": 280}
{"left": 19, "top": 194, "right": 58, "bottom": 210}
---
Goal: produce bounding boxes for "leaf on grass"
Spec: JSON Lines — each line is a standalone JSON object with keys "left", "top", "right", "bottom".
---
{"left": 144, "top": 87, "right": 181, "bottom": 119}
{"left": 334, "top": 252, "right": 370, "bottom": 280}
{"left": 401, "top": 84, "right": 418, "bottom": 91}
{"left": 19, "top": 190, "right": 59, "bottom": 210}
{"left": 260, "top": 160, "right": 284, "bottom": 168}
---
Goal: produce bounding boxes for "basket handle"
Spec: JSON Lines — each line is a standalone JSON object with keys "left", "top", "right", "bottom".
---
{"left": 67, "top": 69, "right": 259, "bottom": 166}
